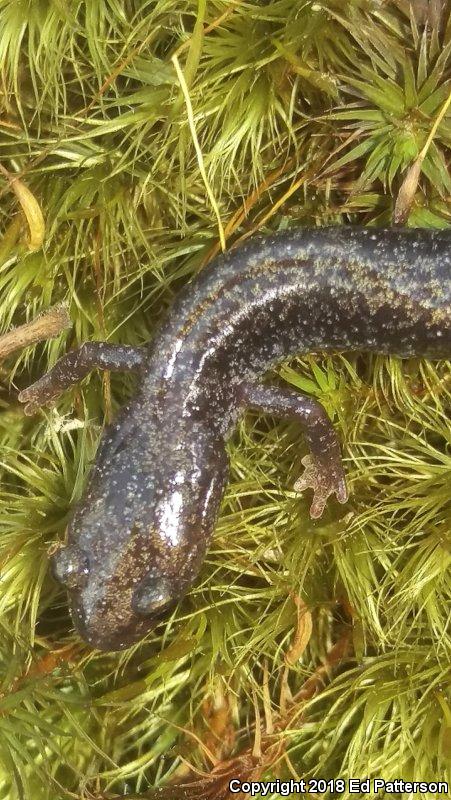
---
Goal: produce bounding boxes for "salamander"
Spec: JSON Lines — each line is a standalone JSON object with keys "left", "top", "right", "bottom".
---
{"left": 18, "top": 227, "right": 451, "bottom": 651}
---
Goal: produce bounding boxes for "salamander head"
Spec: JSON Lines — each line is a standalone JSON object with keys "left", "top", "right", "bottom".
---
{"left": 50, "top": 421, "right": 229, "bottom": 651}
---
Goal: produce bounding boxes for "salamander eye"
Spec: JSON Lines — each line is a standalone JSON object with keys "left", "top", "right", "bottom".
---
{"left": 131, "top": 576, "right": 177, "bottom": 617}
{"left": 49, "top": 544, "right": 89, "bottom": 590}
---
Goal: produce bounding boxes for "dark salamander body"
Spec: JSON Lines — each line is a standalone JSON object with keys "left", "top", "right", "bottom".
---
{"left": 19, "top": 227, "right": 451, "bottom": 650}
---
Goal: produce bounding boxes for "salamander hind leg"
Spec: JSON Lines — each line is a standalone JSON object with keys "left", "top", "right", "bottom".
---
{"left": 18, "top": 342, "right": 144, "bottom": 415}
{"left": 240, "top": 382, "right": 348, "bottom": 519}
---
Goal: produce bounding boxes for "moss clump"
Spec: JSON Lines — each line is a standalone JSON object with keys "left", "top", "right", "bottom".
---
{"left": 0, "top": 2, "right": 450, "bottom": 798}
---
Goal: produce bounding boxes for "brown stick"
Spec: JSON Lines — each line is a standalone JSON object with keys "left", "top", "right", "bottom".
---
{"left": 0, "top": 304, "right": 71, "bottom": 361}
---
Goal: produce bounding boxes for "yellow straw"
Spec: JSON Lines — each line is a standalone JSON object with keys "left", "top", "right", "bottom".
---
{"left": 171, "top": 54, "right": 226, "bottom": 253}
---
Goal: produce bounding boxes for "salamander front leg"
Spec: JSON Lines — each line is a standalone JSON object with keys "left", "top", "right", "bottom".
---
{"left": 240, "top": 382, "right": 348, "bottom": 518}
{"left": 18, "top": 343, "right": 145, "bottom": 415}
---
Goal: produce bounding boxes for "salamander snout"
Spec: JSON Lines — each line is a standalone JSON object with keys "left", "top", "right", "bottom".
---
{"left": 49, "top": 542, "right": 180, "bottom": 650}
{"left": 50, "top": 545, "right": 179, "bottom": 611}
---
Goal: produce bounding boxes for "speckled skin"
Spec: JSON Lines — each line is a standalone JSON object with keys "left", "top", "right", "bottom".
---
{"left": 19, "top": 227, "right": 451, "bottom": 650}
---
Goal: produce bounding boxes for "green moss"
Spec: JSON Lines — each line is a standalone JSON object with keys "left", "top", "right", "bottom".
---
{"left": 0, "top": 1, "right": 450, "bottom": 798}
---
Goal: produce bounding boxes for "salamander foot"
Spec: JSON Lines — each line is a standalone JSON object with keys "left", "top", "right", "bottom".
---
{"left": 294, "top": 453, "right": 348, "bottom": 519}
{"left": 19, "top": 374, "right": 64, "bottom": 415}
